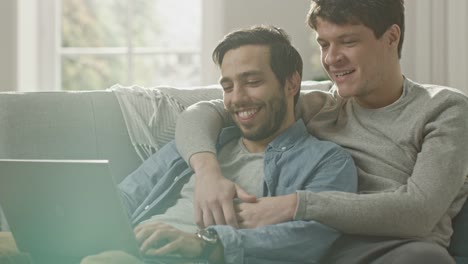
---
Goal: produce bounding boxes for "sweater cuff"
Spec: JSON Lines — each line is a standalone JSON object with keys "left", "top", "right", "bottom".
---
{"left": 294, "top": 191, "right": 308, "bottom": 221}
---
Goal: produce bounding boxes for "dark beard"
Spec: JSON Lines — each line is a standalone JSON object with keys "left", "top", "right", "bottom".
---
{"left": 241, "top": 95, "right": 287, "bottom": 141}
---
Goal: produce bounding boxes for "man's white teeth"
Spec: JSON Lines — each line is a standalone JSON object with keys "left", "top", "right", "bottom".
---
{"left": 238, "top": 109, "right": 258, "bottom": 118}
{"left": 336, "top": 70, "right": 354, "bottom": 77}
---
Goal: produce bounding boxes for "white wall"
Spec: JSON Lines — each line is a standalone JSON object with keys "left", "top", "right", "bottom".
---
{"left": 401, "top": 0, "right": 468, "bottom": 94}
{"left": 202, "top": 0, "right": 318, "bottom": 84}
{"left": 0, "top": 0, "right": 16, "bottom": 91}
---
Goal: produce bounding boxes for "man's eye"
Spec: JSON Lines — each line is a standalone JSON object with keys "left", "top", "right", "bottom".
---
{"left": 343, "top": 40, "right": 356, "bottom": 45}
{"left": 317, "top": 41, "right": 328, "bottom": 47}
{"left": 222, "top": 86, "right": 233, "bottom": 92}
{"left": 247, "top": 80, "right": 261, "bottom": 86}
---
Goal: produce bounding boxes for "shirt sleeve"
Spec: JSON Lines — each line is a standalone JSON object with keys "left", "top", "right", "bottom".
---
{"left": 211, "top": 221, "right": 338, "bottom": 264}
{"left": 118, "top": 141, "right": 179, "bottom": 218}
{"left": 175, "top": 99, "right": 230, "bottom": 163}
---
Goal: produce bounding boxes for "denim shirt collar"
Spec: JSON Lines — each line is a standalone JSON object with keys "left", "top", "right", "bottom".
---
{"left": 216, "top": 120, "right": 309, "bottom": 153}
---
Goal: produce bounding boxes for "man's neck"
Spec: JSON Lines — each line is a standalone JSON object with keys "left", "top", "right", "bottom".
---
{"left": 355, "top": 70, "right": 405, "bottom": 109}
{"left": 241, "top": 118, "right": 295, "bottom": 153}
{"left": 241, "top": 138, "right": 267, "bottom": 153}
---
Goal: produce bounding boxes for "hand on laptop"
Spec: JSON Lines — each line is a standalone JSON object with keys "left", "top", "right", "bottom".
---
{"left": 134, "top": 221, "right": 203, "bottom": 258}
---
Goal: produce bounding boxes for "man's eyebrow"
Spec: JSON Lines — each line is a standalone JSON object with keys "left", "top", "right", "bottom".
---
{"left": 239, "top": 70, "right": 263, "bottom": 79}
{"left": 219, "top": 70, "right": 263, "bottom": 84}
{"left": 317, "top": 32, "right": 360, "bottom": 42}
{"left": 338, "top": 33, "right": 360, "bottom": 39}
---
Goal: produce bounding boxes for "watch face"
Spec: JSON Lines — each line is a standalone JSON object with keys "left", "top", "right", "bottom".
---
{"left": 197, "top": 228, "right": 218, "bottom": 244}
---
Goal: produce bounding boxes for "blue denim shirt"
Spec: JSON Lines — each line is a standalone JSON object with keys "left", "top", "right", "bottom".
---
{"left": 119, "top": 120, "right": 357, "bottom": 264}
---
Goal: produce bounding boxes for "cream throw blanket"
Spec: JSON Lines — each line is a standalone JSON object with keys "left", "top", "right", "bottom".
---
{"left": 111, "top": 84, "right": 222, "bottom": 161}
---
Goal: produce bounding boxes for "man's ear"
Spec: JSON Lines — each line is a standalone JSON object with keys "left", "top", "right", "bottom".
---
{"left": 286, "top": 71, "right": 301, "bottom": 97}
{"left": 386, "top": 24, "right": 401, "bottom": 51}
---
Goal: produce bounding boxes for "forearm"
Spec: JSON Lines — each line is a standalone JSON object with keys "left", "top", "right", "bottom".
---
{"left": 175, "top": 99, "right": 230, "bottom": 164}
{"left": 211, "top": 221, "right": 338, "bottom": 264}
{"left": 189, "top": 152, "right": 223, "bottom": 178}
{"left": 296, "top": 180, "right": 468, "bottom": 238}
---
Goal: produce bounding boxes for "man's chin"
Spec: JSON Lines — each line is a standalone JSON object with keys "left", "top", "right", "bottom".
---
{"left": 336, "top": 86, "right": 356, "bottom": 99}
{"left": 241, "top": 130, "right": 271, "bottom": 142}
{"left": 239, "top": 128, "right": 257, "bottom": 140}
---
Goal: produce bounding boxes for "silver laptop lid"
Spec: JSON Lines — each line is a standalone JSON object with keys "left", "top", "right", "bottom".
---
{"left": 0, "top": 159, "right": 140, "bottom": 260}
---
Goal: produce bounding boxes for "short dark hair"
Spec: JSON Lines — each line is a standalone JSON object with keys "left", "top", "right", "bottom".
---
{"left": 307, "top": 0, "right": 405, "bottom": 58}
{"left": 212, "top": 25, "right": 303, "bottom": 106}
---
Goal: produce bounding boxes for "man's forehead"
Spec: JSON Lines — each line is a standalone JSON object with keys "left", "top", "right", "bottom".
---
{"left": 222, "top": 44, "right": 270, "bottom": 59}
{"left": 220, "top": 46, "right": 271, "bottom": 77}
{"left": 315, "top": 20, "right": 370, "bottom": 39}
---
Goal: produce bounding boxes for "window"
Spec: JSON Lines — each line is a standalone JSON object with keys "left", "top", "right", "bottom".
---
{"left": 18, "top": 0, "right": 203, "bottom": 91}
{"left": 59, "top": 0, "right": 201, "bottom": 90}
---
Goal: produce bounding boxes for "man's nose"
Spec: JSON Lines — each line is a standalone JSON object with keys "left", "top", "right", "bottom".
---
{"left": 231, "top": 86, "right": 247, "bottom": 103}
{"left": 324, "top": 45, "right": 343, "bottom": 66}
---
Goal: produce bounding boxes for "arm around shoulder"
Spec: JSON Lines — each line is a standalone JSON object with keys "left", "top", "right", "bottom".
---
{"left": 175, "top": 99, "right": 230, "bottom": 163}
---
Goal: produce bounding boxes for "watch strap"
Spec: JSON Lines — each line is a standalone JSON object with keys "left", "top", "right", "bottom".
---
{"left": 196, "top": 228, "right": 218, "bottom": 260}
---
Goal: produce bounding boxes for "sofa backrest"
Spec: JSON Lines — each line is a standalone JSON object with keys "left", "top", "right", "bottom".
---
{"left": 0, "top": 91, "right": 142, "bottom": 182}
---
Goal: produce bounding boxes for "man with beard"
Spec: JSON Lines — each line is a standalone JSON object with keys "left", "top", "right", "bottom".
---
{"left": 80, "top": 25, "right": 356, "bottom": 264}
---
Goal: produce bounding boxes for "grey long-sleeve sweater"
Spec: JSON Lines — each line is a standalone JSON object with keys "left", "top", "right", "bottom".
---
{"left": 175, "top": 77, "right": 468, "bottom": 247}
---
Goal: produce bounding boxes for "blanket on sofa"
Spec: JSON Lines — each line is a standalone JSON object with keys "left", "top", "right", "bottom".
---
{"left": 111, "top": 84, "right": 222, "bottom": 161}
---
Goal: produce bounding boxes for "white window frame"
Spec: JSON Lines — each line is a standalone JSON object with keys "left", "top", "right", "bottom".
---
{"left": 17, "top": 0, "right": 222, "bottom": 91}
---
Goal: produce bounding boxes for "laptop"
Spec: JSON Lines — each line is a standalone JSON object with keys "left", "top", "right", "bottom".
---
{"left": 0, "top": 159, "right": 208, "bottom": 264}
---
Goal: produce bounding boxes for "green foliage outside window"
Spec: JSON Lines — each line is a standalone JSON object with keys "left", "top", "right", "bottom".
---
{"left": 60, "top": 0, "right": 201, "bottom": 90}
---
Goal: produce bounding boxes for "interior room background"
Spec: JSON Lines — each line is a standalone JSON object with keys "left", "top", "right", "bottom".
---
{"left": 0, "top": 0, "right": 467, "bottom": 94}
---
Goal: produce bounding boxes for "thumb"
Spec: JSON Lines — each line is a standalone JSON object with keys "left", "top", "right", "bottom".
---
{"left": 235, "top": 184, "right": 257, "bottom": 203}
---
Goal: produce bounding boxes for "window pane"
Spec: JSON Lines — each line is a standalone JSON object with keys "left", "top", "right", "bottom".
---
{"left": 62, "top": 55, "right": 127, "bottom": 90}
{"left": 133, "top": 53, "right": 201, "bottom": 87}
{"left": 132, "top": 0, "right": 201, "bottom": 48}
{"left": 60, "top": 0, "right": 202, "bottom": 90}
{"left": 62, "top": 0, "right": 128, "bottom": 47}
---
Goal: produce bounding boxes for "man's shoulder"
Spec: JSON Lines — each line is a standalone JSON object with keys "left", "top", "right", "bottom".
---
{"left": 148, "top": 140, "right": 179, "bottom": 159}
{"left": 283, "top": 120, "right": 347, "bottom": 155}
{"left": 296, "top": 133, "right": 352, "bottom": 161}
{"left": 409, "top": 79, "right": 468, "bottom": 104}
{"left": 404, "top": 81, "right": 468, "bottom": 120}
{"left": 296, "top": 84, "right": 345, "bottom": 122}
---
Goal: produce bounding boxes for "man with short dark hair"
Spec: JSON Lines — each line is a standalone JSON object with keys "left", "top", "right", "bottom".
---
{"left": 175, "top": 1, "right": 468, "bottom": 263}
{"left": 81, "top": 25, "right": 357, "bottom": 264}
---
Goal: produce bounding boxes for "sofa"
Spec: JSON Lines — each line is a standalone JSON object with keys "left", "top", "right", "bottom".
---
{"left": 0, "top": 83, "right": 467, "bottom": 263}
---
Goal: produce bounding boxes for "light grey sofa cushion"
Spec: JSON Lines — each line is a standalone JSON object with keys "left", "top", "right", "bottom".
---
{"left": 0, "top": 91, "right": 142, "bottom": 181}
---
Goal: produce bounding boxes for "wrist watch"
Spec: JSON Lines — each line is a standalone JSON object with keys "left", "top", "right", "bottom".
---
{"left": 196, "top": 228, "right": 219, "bottom": 259}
